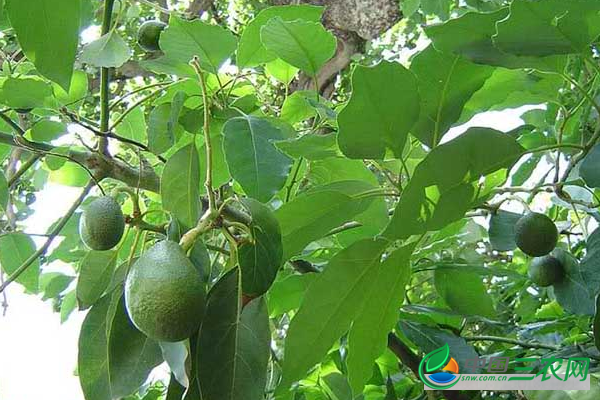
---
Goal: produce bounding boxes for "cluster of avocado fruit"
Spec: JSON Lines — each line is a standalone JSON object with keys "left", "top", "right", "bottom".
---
{"left": 513, "top": 212, "right": 565, "bottom": 287}
{"left": 79, "top": 196, "right": 206, "bottom": 342}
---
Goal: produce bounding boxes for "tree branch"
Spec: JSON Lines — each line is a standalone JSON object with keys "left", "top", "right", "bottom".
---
{"left": 0, "top": 181, "right": 94, "bottom": 293}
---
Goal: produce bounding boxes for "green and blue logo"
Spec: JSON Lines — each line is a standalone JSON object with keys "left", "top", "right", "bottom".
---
{"left": 419, "top": 344, "right": 460, "bottom": 389}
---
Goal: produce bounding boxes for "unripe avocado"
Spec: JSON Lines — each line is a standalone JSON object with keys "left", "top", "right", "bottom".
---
{"left": 528, "top": 255, "right": 565, "bottom": 287}
{"left": 514, "top": 212, "right": 558, "bottom": 256}
{"left": 138, "top": 20, "right": 167, "bottom": 52}
{"left": 79, "top": 196, "right": 125, "bottom": 250}
{"left": 125, "top": 240, "right": 206, "bottom": 342}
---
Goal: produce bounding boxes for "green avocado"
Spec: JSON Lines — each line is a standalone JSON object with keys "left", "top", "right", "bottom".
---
{"left": 79, "top": 196, "right": 125, "bottom": 251}
{"left": 528, "top": 255, "right": 565, "bottom": 287}
{"left": 138, "top": 20, "right": 167, "bottom": 52}
{"left": 514, "top": 212, "right": 558, "bottom": 257}
{"left": 125, "top": 240, "right": 206, "bottom": 342}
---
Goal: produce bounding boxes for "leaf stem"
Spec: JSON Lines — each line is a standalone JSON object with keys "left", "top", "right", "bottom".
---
{"left": 285, "top": 157, "right": 304, "bottom": 202}
{"left": 99, "top": 0, "right": 116, "bottom": 155}
{"left": 191, "top": 57, "right": 216, "bottom": 213}
{"left": 0, "top": 181, "right": 94, "bottom": 294}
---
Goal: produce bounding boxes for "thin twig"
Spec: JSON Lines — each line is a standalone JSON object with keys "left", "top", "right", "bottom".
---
{"left": 0, "top": 181, "right": 94, "bottom": 293}
{"left": 464, "top": 335, "right": 560, "bottom": 351}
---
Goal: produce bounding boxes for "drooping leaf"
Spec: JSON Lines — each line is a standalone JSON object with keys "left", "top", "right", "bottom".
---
{"left": 494, "top": 0, "right": 600, "bottom": 57}
{"left": 279, "top": 238, "right": 388, "bottom": 391}
{"left": 488, "top": 210, "right": 522, "bottom": 251}
{"left": 346, "top": 243, "right": 415, "bottom": 394}
{"left": 40, "top": 272, "right": 74, "bottom": 300}
{"left": 265, "top": 59, "right": 299, "bottom": 84}
{"left": 196, "top": 268, "right": 271, "bottom": 400}
{"left": 6, "top": 0, "right": 81, "bottom": 89}
{"left": 267, "top": 273, "right": 317, "bottom": 317}
{"left": 160, "top": 16, "right": 237, "bottom": 73}
{"left": 29, "top": 120, "right": 67, "bottom": 143}
{"left": 78, "top": 295, "right": 114, "bottom": 400}
{"left": 580, "top": 144, "right": 600, "bottom": 188}
{"left": 434, "top": 268, "right": 495, "bottom": 317}
{"left": 237, "top": 5, "right": 324, "bottom": 67}
{"left": 409, "top": 45, "right": 493, "bottom": 147}
{"left": 0, "top": 232, "right": 39, "bottom": 293}
{"left": 238, "top": 199, "right": 283, "bottom": 296}
{"left": 554, "top": 246, "right": 600, "bottom": 316}
{"left": 108, "top": 294, "right": 163, "bottom": 398}
{"left": 275, "top": 180, "right": 377, "bottom": 260}
{"left": 260, "top": 18, "right": 336, "bottom": 76}
{"left": 76, "top": 250, "right": 117, "bottom": 310}
{"left": 148, "top": 92, "right": 185, "bottom": 154}
{"left": 338, "top": 61, "right": 420, "bottom": 159}
{"left": 222, "top": 115, "right": 293, "bottom": 202}
{"left": 161, "top": 142, "right": 200, "bottom": 228}
{"left": 80, "top": 31, "right": 132, "bottom": 68}
{"left": 400, "top": 321, "right": 480, "bottom": 372}
{"left": 425, "top": 8, "right": 566, "bottom": 71}
{"left": 384, "top": 128, "right": 524, "bottom": 240}
{"left": 275, "top": 133, "right": 340, "bottom": 161}
{"left": 0, "top": 77, "right": 53, "bottom": 110}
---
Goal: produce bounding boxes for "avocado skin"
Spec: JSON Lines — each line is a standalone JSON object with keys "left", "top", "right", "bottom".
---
{"left": 79, "top": 196, "right": 125, "bottom": 251}
{"left": 138, "top": 20, "right": 167, "bottom": 52}
{"left": 124, "top": 240, "right": 206, "bottom": 342}
{"left": 514, "top": 212, "right": 558, "bottom": 256}
{"left": 528, "top": 255, "right": 565, "bottom": 287}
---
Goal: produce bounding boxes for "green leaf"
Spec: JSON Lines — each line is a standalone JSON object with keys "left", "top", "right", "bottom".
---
{"left": 29, "top": 120, "right": 67, "bottom": 142}
{"left": 0, "top": 77, "right": 53, "bottom": 109}
{"left": 580, "top": 144, "right": 600, "bottom": 188}
{"left": 338, "top": 61, "right": 420, "bottom": 159}
{"left": 281, "top": 90, "right": 321, "bottom": 124}
{"left": 275, "top": 133, "right": 340, "bottom": 161}
{"left": 80, "top": 31, "right": 132, "bottom": 68}
{"left": 265, "top": 59, "right": 299, "bottom": 84}
{"left": 148, "top": 92, "right": 185, "bottom": 154}
{"left": 6, "top": 0, "right": 80, "bottom": 90}
{"left": 267, "top": 273, "right": 317, "bottom": 317}
{"left": 237, "top": 5, "right": 323, "bottom": 67}
{"left": 222, "top": 115, "right": 293, "bottom": 202}
{"left": 159, "top": 342, "right": 189, "bottom": 388}
{"left": 321, "top": 373, "right": 353, "bottom": 400}
{"left": 140, "top": 56, "right": 197, "bottom": 79}
{"left": 280, "top": 239, "right": 388, "bottom": 390}
{"left": 346, "top": 243, "right": 415, "bottom": 394}
{"left": 409, "top": 45, "right": 493, "bottom": 147}
{"left": 61, "top": 290, "right": 77, "bottom": 323}
{"left": 40, "top": 272, "right": 74, "bottom": 300}
{"left": 238, "top": 199, "right": 283, "bottom": 296}
{"left": 459, "top": 68, "right": 562, "bottom": 124}
{"left": 0, "top": 232, "right": 39, "bottom": 292}
{"left": 488, "top": 210, "right": 522, "bottom": 252}
{"left": 260, "top": 18, "right": 336, "bottom": 76}
{"left": 78, "top": 295, "right": 113, "bottom": 400}
{"left": 160, "top": 16, "right": 237, "bottom": 73}
{"left": 400, "top": 321, "right": 479, "bottom": 372}
{"left": 0, "top": 171, "right": 8, "bottom": 213}
{"left": 494, "top": 0, "right": 600, "bottom": 57}
{"left": 425, "top": 8, "right": 566, "bottom": 71}
{"left": 115, "top": 106, "right": 147, "bottom": 145}
{"left": 554, "top": 246, "right": 599, "bottom": 316}
{"left": 594, "top": 295, "right": 600, "bottom": 352}
{"left": 402, "top": 0, "right": 421, "bottom": 17}
{"left": 384, "top": 128, "right": 524, "bottom": 240}
{"left": 196, "top": 268, "right": 271, "bottom": 400}
{"left": 434, "top": 268, "right": 495, "bottom": 317}
{"left": 275, "top": 180, "right": 377, "bottom": 260}
{"left": 76, "top": 250, "right": 117, "bottom": 310}
{"left": 108, "top": 294, "right": 163, "bottom": 398}
{"left": 161, "top": 143, "right": 200, "bottom": 228}
{"left": 50, "top": 70, "right": 89, "bottom": 108}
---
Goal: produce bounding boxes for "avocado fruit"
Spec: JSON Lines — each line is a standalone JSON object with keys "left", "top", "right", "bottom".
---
{"left": 138, "top": 20, "right": 167, "bottom": 52}
{"left": 79, "top": 196, "right": 125, "bottom": 251}
{"left": 528, "top": 255, "right": 565, "bottom": 287}
{"left": 124, "top": 240, "right": 206, "bottom": 342}
{"left": 514, "top": 212, "right": 558, "bottom": 256}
